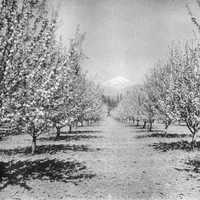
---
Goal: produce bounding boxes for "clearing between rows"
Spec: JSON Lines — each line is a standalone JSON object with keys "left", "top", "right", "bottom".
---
{"left": 0, "top": 117, "right": 200, "bottom": 200}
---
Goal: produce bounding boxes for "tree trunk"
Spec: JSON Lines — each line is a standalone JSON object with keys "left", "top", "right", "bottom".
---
{"left": 56, "top": 127, "right": 61, "bottom": 138}
{"left": 31, "top": 136, "right": 37, "bottom": 154}
{"left": 164, "top": 120, "right": 171, "bottom": 135}
{"left": 148, "top": 121, "right": 153, "bottom": 132}
{"left": 69, "top": 125, "right": 72, "bottom": 133}
{"left": 185, "top": 120, "right": 197, "bottom": 150}
{"left": 143, "top": 120, "right": 147, "bottom": 129}
{"left": 164, "top": 124, "right": 168, "bottom": 135}
{"left": 191, "top": 132, "right": 196, "bottom": 150}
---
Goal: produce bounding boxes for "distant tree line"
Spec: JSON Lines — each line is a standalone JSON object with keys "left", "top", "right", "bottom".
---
{"left": 102, "top": 94, "right": 122, "bottom": 115}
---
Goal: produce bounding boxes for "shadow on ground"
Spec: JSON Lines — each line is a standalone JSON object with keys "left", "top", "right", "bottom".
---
{"left": 124, "top": 124, "right": 135, "bottom": 127}
{"left": 150, "top": 140, "right": 200, "bottom": 152}
{"left": 67, "top": 130, "right": 102, "bottom": 134}
{"left": 0, "top": 136, "right": 7, "bottom": 141}
{"left": 0, "top": 144, "right": 101, "bottom": 156}
{"left": 39, "top": 134, "right": 102, "bottom": 142}
{"left": 0, "top": 158, "right": 95, "bottom": 191}
{"left": 125, "top": 125, "right": 145, "bottom": 128}
{"left": 175, "top": 160, "right": 200, "bottom": 179}
{"left": 133, "top": 128, "right": 164, "bottom": 133}
{"left": 136, "top": 133, "right": 191, "bottom": 139}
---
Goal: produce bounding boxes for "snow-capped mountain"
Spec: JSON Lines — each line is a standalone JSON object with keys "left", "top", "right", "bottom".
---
{"left": 102, "top": 76, "right": 133, "bottom": 97}
{"left": 103, "top": 76, "right": 133, "bottom": 90}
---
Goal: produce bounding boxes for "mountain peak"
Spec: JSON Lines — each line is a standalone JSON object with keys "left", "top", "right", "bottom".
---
{"left": 103, "top": 76, "right": 133, "bottom": 89}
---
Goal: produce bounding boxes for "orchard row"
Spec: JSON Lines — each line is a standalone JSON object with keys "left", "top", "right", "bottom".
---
{"left": 112, "top": 4, "right": 200, "bottom": 149}
{"left": 0, "top": 0, "right": 105, "bottom": 154}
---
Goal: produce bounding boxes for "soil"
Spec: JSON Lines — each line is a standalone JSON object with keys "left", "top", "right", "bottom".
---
{"left": 0, "top": 117, "right": 200, "bottom": 200}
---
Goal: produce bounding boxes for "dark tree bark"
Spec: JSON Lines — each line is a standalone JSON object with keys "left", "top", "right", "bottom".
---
{"left": 31, "top": 135, "right": 37, "bottom": 154}
{"left": 69, "top": 125, "right": 72, "bottom": 133}
{"left": 143, "top": 120, "right": 147, "bottom": 129}
{"left": 56, "top": 126, "right": 61, "bottom": 138}
{"left": 164, "top": 119, "right": 171, "bottom": 135}
{"left": 148, "top": 120, "right": 153, "bottom": 132}
{"left": 191, "top": 132, "right": 196, "bottom": 150}
{"left": 185, "top": 119, "right": 197, "bottom": 150}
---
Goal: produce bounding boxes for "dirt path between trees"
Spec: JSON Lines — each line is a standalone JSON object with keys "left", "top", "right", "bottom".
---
{"left": 1, "top": 117, "right": 200, "bottom": 200}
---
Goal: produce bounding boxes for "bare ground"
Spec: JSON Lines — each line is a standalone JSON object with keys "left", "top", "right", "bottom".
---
{"left": 0, "top": 117, "right": 200, "bottom": 200}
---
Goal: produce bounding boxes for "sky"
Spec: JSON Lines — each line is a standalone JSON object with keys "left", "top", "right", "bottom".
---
{"left": 54, "top": 0, "right": 198, "bottom": 85}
